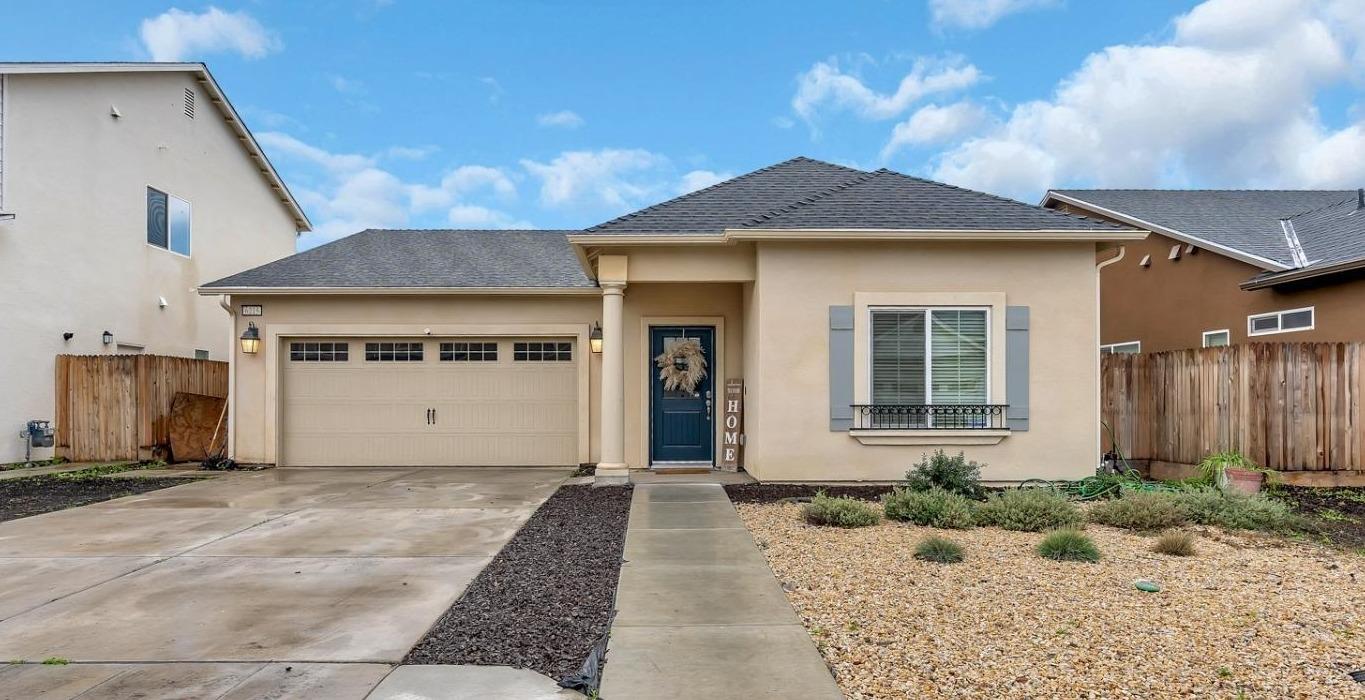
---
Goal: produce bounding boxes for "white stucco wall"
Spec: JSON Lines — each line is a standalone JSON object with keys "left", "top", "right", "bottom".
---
{"left": 0, "top": 71, "right": 299, "bottom": 462}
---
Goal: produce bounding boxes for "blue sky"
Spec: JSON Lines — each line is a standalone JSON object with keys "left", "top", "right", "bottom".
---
{"left": 6, "top": 0, "right": 1364, "bottom": 249}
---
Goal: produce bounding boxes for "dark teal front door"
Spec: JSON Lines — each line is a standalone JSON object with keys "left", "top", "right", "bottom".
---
{"left": 649, "top": 326, "right": 715, "bottom": 463}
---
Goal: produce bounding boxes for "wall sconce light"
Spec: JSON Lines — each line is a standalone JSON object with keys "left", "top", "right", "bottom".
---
{"left": 589, "top": 322, "right": 604, "bottom": 354}
{"left": 240, "top": 322, "right": 261, "bottom": 355}
{"left": 101, "top": 330, "right": 113, "bottom": 345}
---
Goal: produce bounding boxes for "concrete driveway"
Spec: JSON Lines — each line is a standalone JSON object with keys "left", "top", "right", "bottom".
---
{"left": 0, "top": 467, "right": 569, "bottom": 698}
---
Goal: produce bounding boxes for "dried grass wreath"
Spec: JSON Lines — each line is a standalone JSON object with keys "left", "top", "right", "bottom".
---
{"left": 654, "top": 338, "right": 708, "bottom": 393}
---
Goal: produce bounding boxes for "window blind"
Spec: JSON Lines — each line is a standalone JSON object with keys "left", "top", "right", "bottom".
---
{"left": 930, "top": 309, "right": 988, "bottom": 404}
{"left": 871, "top": 308, "right": 987, "bottom": 405}
{"left": 871, "top": 310, "right": 926, "bottom": 404}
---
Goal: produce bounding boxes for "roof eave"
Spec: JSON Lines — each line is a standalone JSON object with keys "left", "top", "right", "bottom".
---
{"left": 197, "top": 286, "right": 600, "bottom": 296}
{"left": 1041, "top": 191, "right": 1292, "bottom": 271}
{"left": 0, "top": 62, "right": 311, "bottom": 232}
{"left": 570, "top": 228, "right": 1144, "bottom": 245}
{"left": 1240, "top": 257, "right": 1365, "bottom": 290}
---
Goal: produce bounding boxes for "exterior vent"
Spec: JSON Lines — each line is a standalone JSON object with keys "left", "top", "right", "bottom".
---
{"left": 1168, "top": 244, "right": 1182, "bottom": 260}
{"left": 183, "top": 87, "right": 195, "bottom": 119}
{"left": 1139, "top": 254, "right": 1151, "bottom": 268}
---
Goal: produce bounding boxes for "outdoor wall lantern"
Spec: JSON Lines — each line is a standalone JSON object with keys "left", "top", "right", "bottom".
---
{"left": 240, "top": 322, "right": 262, "bottom": 355}
{"left": 101, "top": 330, "right": 113, "bottom": 345}
{"left": 589, "top": 322, "right": 604, "bottom": 354}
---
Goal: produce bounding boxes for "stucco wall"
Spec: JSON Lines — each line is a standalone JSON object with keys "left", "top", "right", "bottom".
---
{"left": 744, "top": 240, "right": 1101, "bottom": 482}
{"left": 0, "top": 71, "right": 299, "bottom": 462}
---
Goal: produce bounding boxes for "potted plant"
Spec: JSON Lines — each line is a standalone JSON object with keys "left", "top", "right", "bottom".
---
{"left": 1197, "top": 450, "right": 1268, "bottom": 495}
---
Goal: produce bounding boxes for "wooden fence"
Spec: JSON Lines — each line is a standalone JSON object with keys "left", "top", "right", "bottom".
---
{"left": 1101, "top": 343, "right": 1364, "bottom": 473}
{"left": 54, "top": 354, "right": 228, "bottom": 462}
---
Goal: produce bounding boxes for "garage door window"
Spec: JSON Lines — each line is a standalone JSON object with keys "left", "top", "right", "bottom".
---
{"left": 290, "top": 342, "right": 348, "bottom": 362}
{"left": 365, "top": 342, "right": 424, "bottom": 362}
{"left": 514, "top": 341, "right": 571, "bottom": 361}
{"left": 440, "top": 342, "right": 498, "bottom": 361}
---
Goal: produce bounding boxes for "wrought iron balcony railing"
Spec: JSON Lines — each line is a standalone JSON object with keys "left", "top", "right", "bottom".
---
{"left": 851, "top": 404, "right": 1009, "bottom": 430}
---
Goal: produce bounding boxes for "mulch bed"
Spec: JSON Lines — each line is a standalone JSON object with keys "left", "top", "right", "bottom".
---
{"left": 404, "top": 484, "right": 634, "bottom": 684}
{"left": 724, "top": 483, "right": 897, "bottom": 504}
{"left": 1273, "top": 486, "right": 1365, "bottom": 549}
{"left": 0, "top": 474, "right": 200, "bottom": 522}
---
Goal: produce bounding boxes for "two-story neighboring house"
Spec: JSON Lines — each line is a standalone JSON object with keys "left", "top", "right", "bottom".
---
{"left": 1041, "top": 189, "right": 1365, "bottom": 353}
{"left": 0, "top": 63, "right": 309, "bottom": 462}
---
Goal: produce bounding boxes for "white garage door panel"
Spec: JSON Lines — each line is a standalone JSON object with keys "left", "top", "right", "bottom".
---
{"left": 282, "top": 337, "right": 578, "bottom": 467}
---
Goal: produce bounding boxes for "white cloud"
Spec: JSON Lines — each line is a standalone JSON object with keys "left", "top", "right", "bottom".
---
{"left": 329, "top": 75, "right": 365, "bottom": 95}
{"left": 928, "top": 0, "right": 1057, "bottom": 30}
{"left": 520, "top": 149, "right": 668, "bottom": 209}
{"left": 259, "top": 132, "right": 522, "bottom": 248}
{"left": 793, "top": 55, "right": 981, "bottom": 124}
{"left": 381, "top": 145, "right": 439, "bottom": 161}
{"left": 881, "top": 101, "right": 989, "bottom": 158}
{"left": 139, "top": 6, "right": 281, "bottom": 62}
{"left": 678, "top": 170, "right": 733, "bottom": 195}
{"left": 930, "top": 0, "right": 1365, "bottom": 199}
{"left": 537, "top": 110, "right": 585, "bottom": 129}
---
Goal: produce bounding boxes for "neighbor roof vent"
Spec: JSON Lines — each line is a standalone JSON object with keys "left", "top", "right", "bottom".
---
{"left": 183, "top": 88, "right": 195, "bottom": 119}
{"left": 1139, "top": 254, "right": 1151, "bottom": 268}
{"left": 1168, "top": 244, "right": 1182, "bottom": 261}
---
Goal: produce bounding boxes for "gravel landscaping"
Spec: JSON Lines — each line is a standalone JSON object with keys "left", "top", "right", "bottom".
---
{"left": 737, "top": 500, "right": 1365, "bottom": 699}
{"left": 405, "top": 484, "right": 633, "bottom": 687}
{"left": 0, "top": 470, "right": 200, "bottom": 522}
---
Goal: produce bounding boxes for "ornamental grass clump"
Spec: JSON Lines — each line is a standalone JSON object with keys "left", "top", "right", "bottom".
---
{"left": 904, "top": 450, "right": 984, "bottom": 498}
{"left": 913, "top": 535, "right": 965, "bottom": 564}
{"left": 1087, "top": 491, "right": 1189, "bottom": 531}
{"left": 975, "top": 488, "right": 1083, "bottom": 532}
{"left": 1037, "top": 529, "right": 1101, "bottom": 562}
{"left": 1152, "top": 530, "right": 1198, "bottom": 556}
{"left": 802, "top": 492, "right": 880, "bottom": 528}
{"left": 1174, "top": 487, "right": 1303, "bottom": 532}
{"left": 882, "top": 487, "right": 975, "bottom": 529}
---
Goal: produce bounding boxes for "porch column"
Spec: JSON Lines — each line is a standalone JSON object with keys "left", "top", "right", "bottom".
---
{"left": 596, "top": 281, "right": 629, "bottom": 484}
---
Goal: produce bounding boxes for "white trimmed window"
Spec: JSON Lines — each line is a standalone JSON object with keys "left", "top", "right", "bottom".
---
{"left": 870, "top": 308, "right": 988, "bottom": 406}
{"left": 365, "top": 342, "right": 423, "bottom": 362}
{"left": 440, "top": 342, "right": 497, "bottom": 361}
{"left": 147, "top": 187, "right": 191, "bottom": 256}
{"left": 1202, "top": 329, "right": 1230, "bottom": 347}
{"left": 1101, "top": 341, "right": 1141, "bottom": 354}
{"left": 290, "top": 342, "right": 348, "bottom": 362}
{"left": 1248, "top": 307, "right": 1314, "bottom": 336}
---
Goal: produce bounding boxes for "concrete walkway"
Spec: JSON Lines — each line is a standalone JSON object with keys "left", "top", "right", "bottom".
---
{"left": 0, "top": 466, "right": 569, "bottom": 698}
{"left": 599, "top": 483, "right": 842, "bottom": 699}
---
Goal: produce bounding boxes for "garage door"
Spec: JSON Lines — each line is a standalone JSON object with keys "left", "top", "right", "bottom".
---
{"left": 281, "top": 337, "right": 578, "bottom": 466}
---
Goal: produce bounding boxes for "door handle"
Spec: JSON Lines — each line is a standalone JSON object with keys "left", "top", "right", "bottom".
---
{"left": 705, "top": 398, "right": 712, "bottom": 420}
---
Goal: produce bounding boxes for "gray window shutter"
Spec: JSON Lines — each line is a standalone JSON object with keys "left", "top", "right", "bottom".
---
{"left": 1006, "top": 306, "right": 1029, "bottom": 431}
{"left": 829, "top": 306, "right": 854, "bottom": 431}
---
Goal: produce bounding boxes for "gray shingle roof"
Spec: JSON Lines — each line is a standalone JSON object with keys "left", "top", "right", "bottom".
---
{"left": 741, "top": 169, "right": 1131, "bottom": 231}
{"left": 202, "top": 229, "right": 594, "bottom": 289}
{"left": 587, "top": 156, "right": 865, "bottom": 234}
{"left": 590, "top": 157, "right": 1126, "bottom": 234}
{"left": 1051, "top": 189, "right": 1357, "bottom": 268}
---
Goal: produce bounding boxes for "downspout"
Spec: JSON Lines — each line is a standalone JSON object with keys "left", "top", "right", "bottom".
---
{"left": 1094, "top": 245, "right": 1126, "bottom": 469}
{"left": 218, "top": 295, "right": 235, "bottom": 459}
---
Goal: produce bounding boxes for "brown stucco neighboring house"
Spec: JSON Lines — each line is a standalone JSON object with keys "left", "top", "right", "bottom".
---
{"left": 1042, "top": 189, "right": 1365, "bottom": 354}
{"left": 200, "top": 157, "right": 1142, "bottom": 484}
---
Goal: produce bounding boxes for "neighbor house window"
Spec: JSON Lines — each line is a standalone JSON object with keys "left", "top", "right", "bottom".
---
{"left": 1202, "top": 329, "right": 1230, "bottom": 348}
{"left": 147, "top": 187, "right": 191, "bottom": 256}
{"left": 290, "top": 342, "right": 348, "bottom": 362}
{"left": 514, "top": 341, "right": 572, "bottom": 361}
{"left": 1247, "top": 307, "right": 1314, "bottom": 336}
{"left": 871, "top": 308, "right": 988, "bottom": 406}
{"left": 194, "top": 349, "right": 210, "bottom": 360}
{"left": 365, "top": 342, "right": 423, "bottom": 361}
{"left": 1100, "top": 341, "right": 1141, "bottom": 354}
{"left": 440, "top": 342, "right": 498, "bottom": 361}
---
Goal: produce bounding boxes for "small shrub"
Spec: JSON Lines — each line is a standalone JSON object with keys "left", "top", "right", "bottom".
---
{"left": 802, "top": 492, "right": 880, "bottom": 528}
{"left": 882, "top": 487, "right": 975, "bottom": 529}
{"left": 913, "top": 535, "right": 965, "bottom": 563}
{"left": 976, "top": 488, "right": 1083, "bottom": 532}
{"left": 1174, "top": 487, "right": 1303, "bottom": 532}
{"left": 1037, "top": 529, "right": 1100, "bottom": 562}
{"left": 1087, "top": 491, "right": 1189, "bottom": 531}
{"left": 1152, "top": 530, "right": 1197, "bottom": 556}
{"left": 904, "top": 450, "right": 984, "bottom": 498}
{"left": 41, "top": 657, "right": 69, "bottom": 666}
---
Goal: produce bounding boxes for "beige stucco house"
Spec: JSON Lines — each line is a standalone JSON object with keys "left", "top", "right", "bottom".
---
{"left": 202, "top": 158, "right": 1143, "bottom": 483}
{"left": 0, "top": 63, "right": 309, "bottom": 462}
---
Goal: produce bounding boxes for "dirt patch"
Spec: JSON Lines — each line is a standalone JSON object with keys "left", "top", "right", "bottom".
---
{"left": 0, "top": 474, "right": 201, "bottom": 522}
{"left": 1274, "top": 486, "right": 1365, "bottom": 550}
{"left": 738, "top": 501, "right": 1365, "bottom": 699}
{"left": 724, "top": 483, "right": 896, "bottom": 504}
{"left": 404, "top": 484, "right": 633, "bottom": 685}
